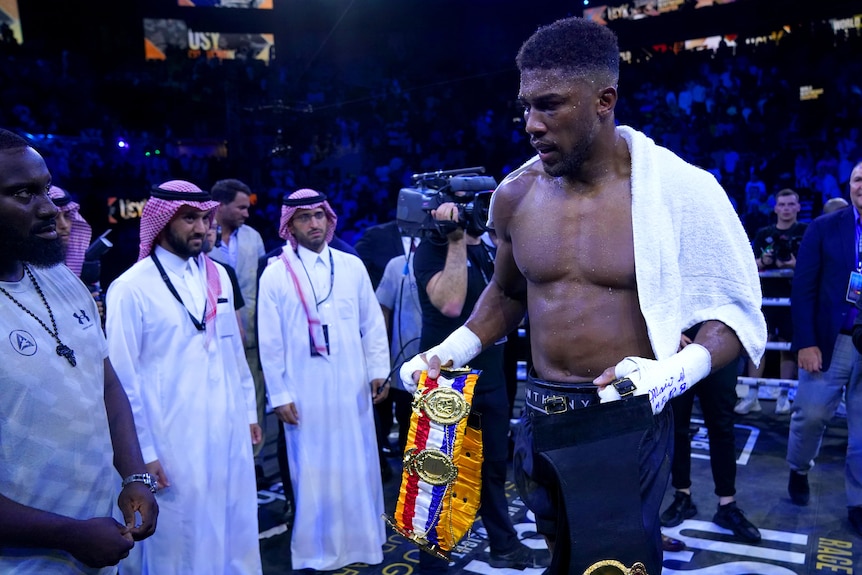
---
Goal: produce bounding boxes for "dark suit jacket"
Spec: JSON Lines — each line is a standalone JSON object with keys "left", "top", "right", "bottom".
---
{"left": 853, "top": 295, "right": 862, "bottom": 354}
{"left": 353, "top": 221, "right": 404, "bottom": 290}
{"left": 791, "top": 206, "right": 858, "bottom": 371}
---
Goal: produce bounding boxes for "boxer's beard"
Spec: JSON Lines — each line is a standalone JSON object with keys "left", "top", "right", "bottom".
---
{"left": 0, "top": 227, "right": 66, "bottom": 268}
{"left": 545, "top": 120, "right": 600, "bottom": 179}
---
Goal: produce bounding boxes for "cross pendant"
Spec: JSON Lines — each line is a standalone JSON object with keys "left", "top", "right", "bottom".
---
{"left": 56, "top": 344, "right": 77, "bottom": 367}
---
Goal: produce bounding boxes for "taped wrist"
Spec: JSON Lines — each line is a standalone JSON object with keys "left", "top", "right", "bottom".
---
{"left": 398, "top": 326, "right": 483, "bottom": 393}
{"left": 399, "top": 354, "right": 427, "bottom": 393}
{"left": 599, "top": 343, "right": 712, "bottom": 414}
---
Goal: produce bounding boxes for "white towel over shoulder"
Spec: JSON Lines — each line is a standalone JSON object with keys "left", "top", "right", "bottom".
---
{"left": 620, "top": 125, "right": 766, "bottom": 364}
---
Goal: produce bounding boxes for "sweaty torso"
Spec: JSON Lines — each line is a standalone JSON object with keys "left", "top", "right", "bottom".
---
{"left": 498, "top": 158, "right": 654, "bottom": 382}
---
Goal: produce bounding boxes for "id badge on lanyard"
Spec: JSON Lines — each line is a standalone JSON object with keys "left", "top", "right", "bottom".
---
{"left": 849, "top": 231, "right": 862, "bottom": 304}
{"left": 848, "top": 272, "right": 862, "bottom": 304}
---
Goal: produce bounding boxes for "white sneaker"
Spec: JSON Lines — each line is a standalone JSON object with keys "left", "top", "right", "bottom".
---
{"left": 734, "top": 395, "right": 762, "bottom": 415}
{"left": 775, "top": 393, "right": 791, "bottom": 414}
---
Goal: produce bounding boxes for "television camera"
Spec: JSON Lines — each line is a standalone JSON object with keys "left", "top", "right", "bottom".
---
{"left": 396, "top": 167, "right": 496, "bottom": 237}
{"left": 80, "top": 229, "right": 112, "bottom": 294}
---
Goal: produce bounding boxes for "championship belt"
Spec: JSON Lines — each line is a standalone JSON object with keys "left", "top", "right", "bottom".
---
{"left": 583, "top": 560, "right": 649, "bottom": 575}
{"left": 384, "top": 368, "right": 483, "bottom": 561}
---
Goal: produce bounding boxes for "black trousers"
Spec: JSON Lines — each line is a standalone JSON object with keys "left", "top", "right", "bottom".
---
{"left": 669, "top": 357, "right": 740, "bottom": 497}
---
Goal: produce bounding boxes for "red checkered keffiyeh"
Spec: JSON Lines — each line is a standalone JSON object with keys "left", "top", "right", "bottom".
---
{"left": 139, "top": 180, "right": 220, "bottom": 260}
{"left": 140, "top": 180, "right": 222, "bottom": 348}
{"left": 278, "top": 188, "right": 337, "bottom": 250}
{"left": 276, "top": 188, "right": 338, "bottom": 357}
{"left": 48, "top": 186, "right": 92, "bottom": 277}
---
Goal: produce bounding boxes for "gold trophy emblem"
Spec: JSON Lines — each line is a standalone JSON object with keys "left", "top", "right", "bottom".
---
{"left": 583, "top": 560, "right": 649, "bottom": 575}
{"left": 413, "top": 386, "right": 470, "bottom": 425}
{"left": 403, "top": 448, "right": 458, "bottom": 485}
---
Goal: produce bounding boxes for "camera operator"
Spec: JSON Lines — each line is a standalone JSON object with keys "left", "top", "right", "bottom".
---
{"left": 412, "top": 199, "right": 549, "bottom": 573}
{"left": 738, "top": 188, "right": 807, "bottom": 414}
{"left": 753, "top": 188, "right": 806, "bottom": 272}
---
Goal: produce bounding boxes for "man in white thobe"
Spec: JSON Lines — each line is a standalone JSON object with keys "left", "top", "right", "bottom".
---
{"left": 258, "top": 188, "right": 390, "bottom": 571}
{"left": 106, "top": 180, "right": 262, "bottom": 575}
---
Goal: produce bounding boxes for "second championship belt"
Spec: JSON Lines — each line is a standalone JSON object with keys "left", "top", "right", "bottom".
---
{"left": 384, "top": 368, "right": 483, "bottom": 560}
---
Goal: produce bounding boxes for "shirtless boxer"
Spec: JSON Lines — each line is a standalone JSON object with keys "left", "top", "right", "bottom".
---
{"left": 401, "top": 16, "right": 765, "bottom": 574}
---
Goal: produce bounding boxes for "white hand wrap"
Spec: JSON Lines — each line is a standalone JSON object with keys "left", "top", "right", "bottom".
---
{"left": 597, "top": 343, "right": 712, "bottom": 415}
{"left": 398, "top": 326, "right": 483, "bottom": 393}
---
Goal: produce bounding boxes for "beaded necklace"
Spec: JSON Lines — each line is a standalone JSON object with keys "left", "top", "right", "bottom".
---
{"left": 0, "top": 265, "right": 77, "bottom": 367}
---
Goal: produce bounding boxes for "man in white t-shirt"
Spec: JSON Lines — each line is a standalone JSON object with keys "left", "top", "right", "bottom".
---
{"left": 0, "top": 128, "right": 158, "bottom": 573}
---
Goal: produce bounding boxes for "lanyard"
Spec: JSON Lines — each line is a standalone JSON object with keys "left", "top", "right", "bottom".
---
{"left": 856, "top": 218, "right": 862, "bottom": 272}
{"left": 298, "top": 249, "right": 334, "bottom": 307}
{"left": 151, "top": 252, "right": 206, "bottom": 331}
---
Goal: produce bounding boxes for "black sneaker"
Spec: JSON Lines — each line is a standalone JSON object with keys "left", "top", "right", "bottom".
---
{"left": 788, "top": 470, "right": 810, "bottom": 506}
{"left": 488, "top": 542, "right": 551, "bottom": 570}
{"left": 661, "top": 534, "right": 686, "bottom": 552}
{"left": 712, "top": 502, "right": 762, "bottom": 543}
{"left": 660, "top": 491, "right": 697, "bottom": 527}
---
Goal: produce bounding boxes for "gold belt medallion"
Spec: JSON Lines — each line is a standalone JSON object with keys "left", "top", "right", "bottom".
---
{"left": 413, "top": 386, "right": 470, "bottom": 425}
{"left": 403, "top": 448, "right": 458, "bottom": 485}
{"left": 583, "top": 560, "right": 649, "bottom": 575}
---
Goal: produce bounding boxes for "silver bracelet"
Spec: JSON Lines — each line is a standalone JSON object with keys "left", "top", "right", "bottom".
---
{"left": 121, "top": 472, "right": 158, "bottom": 493}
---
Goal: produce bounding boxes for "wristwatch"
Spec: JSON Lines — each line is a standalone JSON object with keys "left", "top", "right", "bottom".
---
{"left": 121, "top": 472, "right": 158, "bottom": 493}
{"left": 612, "top": 377, "right": 637, "bottom": 398}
